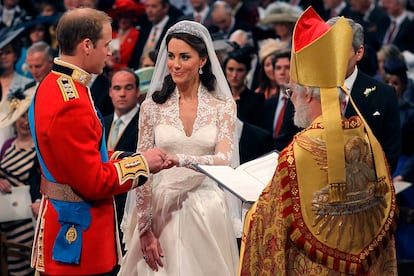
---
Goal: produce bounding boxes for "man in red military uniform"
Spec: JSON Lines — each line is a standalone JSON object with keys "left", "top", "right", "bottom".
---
{"left": 28, "top": 8, "right": 172, "bottom": 275}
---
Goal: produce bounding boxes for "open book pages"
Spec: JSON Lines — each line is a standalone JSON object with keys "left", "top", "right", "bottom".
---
{"left": 394, "top": 181, "right": 412, "bottom": 194}
{"left": 194, "top": 151, "right": 411, "bottom": 203}
{"left": 193, "top": 151, "right": 279, "bottom": 203}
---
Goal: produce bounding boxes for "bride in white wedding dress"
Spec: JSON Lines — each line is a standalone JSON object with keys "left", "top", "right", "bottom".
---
{"left": 118, "top": 21, "right": 240, "bottom": 275}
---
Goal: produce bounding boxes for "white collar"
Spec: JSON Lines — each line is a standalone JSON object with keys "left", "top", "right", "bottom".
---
{"left": 344, "top": 66, "right": 358, "bottom": 92}
{"left": 153, "top": 15, "right": 169, "bottom": 31}
{"left": 114, "top": 105, "right": 139, "bottom": 126}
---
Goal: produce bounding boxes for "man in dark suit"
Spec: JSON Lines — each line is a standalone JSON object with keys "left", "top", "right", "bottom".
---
{"left": 179, "top": 0, "right": 214, "bottom": 28}
{"left": 328, "top": 16, "right": 401, "bottom": 174}
{"left": 128, "top": 0, "right": 180, "bottom": 69}
{"left": 104, "top": 68, "right": 141, "bottom": 260}
{"left": 321, "top": 0, "right": 353, "bottom": 20}
{"left": 261, "top": 51, "right": 301, "bottom": 152}
{"left": 90, "top": 73, "right": 113, "bottom": 116}
{"left": 382, "top": 0, "right": 414, "bottom": 54}
{"left": 209, "top": 1, "right": 252, "bottom": 39}
{"left": 348, "top": 0, "right": 391, "bottom": 51}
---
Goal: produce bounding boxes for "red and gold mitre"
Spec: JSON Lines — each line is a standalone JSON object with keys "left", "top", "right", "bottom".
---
{"left": 291, "top": 7, "right": 353, "bottom": 202}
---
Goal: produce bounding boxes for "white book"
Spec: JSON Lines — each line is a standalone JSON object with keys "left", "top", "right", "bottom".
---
{"left": 194, "top": 151, "right": 279, "bottom": 203}
{"left": 394, "top": 181, "right": 412, "bottom": 194}
{"left": 194, "top": 151, "right": 410, "bottom": 203}
{"left": 0, "top": 186, "right": 32, "bottom": 222}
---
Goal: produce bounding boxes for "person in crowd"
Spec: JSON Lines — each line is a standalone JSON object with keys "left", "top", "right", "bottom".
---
{"left": 375, "top": 44, "right": 405, "bottom": 82}
{"left": 25, "top": 41, "right": 53, "bottom": 84}
{"left": 128, "top": 0, "right": 180, "bottom": 70}
{"left": 106, "top": 0, "right": 145, "bottom": 76}
{"left": 240, "top": 8, "right": 398, "bottom": 274}
{"left": 103, "top": 67, "right": 141, "bottom": 275}
{"left": 224, "top": 46, "right": 265, "bottom": 126}
{"left": 383, "top": 58, "right": 414, "bottom": 275}
{"left": 321, "top": 0, "right": 353, "bottom": 20}
{"left": 382, "top": 0, "right": 414, "bottom": 54}
{"left": 28, "top": 8, "right": 171, "bottom": 275}
{"left": 327, "top": 16, "right": 401, "bottom": 174}
{"left": 255, "top": 39, "right": 289, "bottom": 99}
{"left": 140, "top": 49, "right": 158, "bottom": 68}
{"left": 20, "top": 40, "right": 54, "bottom": 231}
{"left": 225, "top": 0, "right": 258, "bottom": 28}
{"left": 259, "top": 2, "right": 302, "bottom": 46}
{"left": 179, "top": 0, "right": 214, "bottom": 28}
{"left": 261, "top": 50, "right": 300, "bottom": 151}
{"left": 16, "top": 21, "right": 52, "bottom": 78}
{"left": 210, "top": 1, "right": 252, "bottom": 39}
{"left": 118, "top": 20, "right": 239, "bottom": 275}
{"left": 0, "top": 0, "right": 30, "bottom": 28}
{"left": 348, "top": 0, "right": 390, "bottom": 52}
{"left": 0, "top": 82, "right": 37, "bottom": 276}
{"left": 0, "top": 27, "right": 33, "bottom": 149}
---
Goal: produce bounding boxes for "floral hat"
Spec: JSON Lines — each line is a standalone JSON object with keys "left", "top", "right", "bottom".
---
{"left": 0, "top": 82, "right": 36, "bottom": 128}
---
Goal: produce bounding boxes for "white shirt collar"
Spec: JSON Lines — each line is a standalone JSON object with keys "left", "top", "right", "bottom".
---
{"left": 344, "top": 66, "right": 358, "bottom": 92}
{"left": 114, "top": 105, "right": 139, "bottom": 126}
{"left": 153, "top": 15, "right": 169, "bottom": 32}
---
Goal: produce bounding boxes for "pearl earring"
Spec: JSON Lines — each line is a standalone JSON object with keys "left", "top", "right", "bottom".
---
{"left": 199, "top": 67, "right": 203, "bottom": 75}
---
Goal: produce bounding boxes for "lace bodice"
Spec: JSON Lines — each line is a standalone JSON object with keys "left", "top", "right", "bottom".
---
{"left": 135, "top": 85, "right": 237, "bottom": 235}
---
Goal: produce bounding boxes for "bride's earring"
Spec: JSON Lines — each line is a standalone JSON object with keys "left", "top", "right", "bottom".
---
{"left": 199, "top": 66, "right": 203, "bottom": 75}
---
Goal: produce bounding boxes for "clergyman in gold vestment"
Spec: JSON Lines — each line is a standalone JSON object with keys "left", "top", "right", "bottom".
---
{"left": 239, "top": 7, "right": 398, "bottom": 276}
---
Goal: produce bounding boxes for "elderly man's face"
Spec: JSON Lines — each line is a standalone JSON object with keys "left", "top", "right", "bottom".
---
{"left": 290, "top": 82, "right": 312, "bottom": 128}
{"left": 212, "top": 10, "right": 231, "bottom": 32}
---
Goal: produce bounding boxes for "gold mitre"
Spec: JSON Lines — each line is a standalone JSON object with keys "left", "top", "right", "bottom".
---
{"left": 290, "top": 7, "right": 351, "bottom": 88}
{"left": 290, "top": 7, "right": 353, "bottom": 202}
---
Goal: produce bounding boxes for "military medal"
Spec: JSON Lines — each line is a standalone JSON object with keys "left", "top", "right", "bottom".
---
{"left": 66, "top": 225, "right": 77, "bottom": 244}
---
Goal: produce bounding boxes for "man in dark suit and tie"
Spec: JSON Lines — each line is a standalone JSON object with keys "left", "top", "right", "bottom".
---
{"left": 348, "top": 0, "right": 391, "bottom": 51}
{"left": 210, "top": 1, "right": 252, "bottom": 39}
{"left": 321, "top": 0, "right": 353, "bottom": 20}
{"left": 104, "top": 68, "right": 141, "bottom": 260}
{"left": 128, "top": 0, "right": 180, "bottom": 69}
{"left": 328, "top": 17, "right": 401, "bottom": 174}
{"left": 261, "top": 51, "right": 301, "bottom": 152}
{"left": 382, "top": 0, "right": 414, "bottom": 54}
{"left": 179, "top": 0, "right": 214, "bottom": 28}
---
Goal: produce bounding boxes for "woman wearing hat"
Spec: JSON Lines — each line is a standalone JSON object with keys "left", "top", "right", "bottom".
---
{"left": 0, "top": 26, "right": 34, "bottom": 149}
{"left": 0, "top": 83, "right": 39, "bottom": 276}
{"left": 259, "top": 2, "right": 303, "bottom": 46}
{"left": 255, "top": 39, "right": 289, "bottom": 99}
{"left": 106, "top": 0, "right": 146, "bottom": 76}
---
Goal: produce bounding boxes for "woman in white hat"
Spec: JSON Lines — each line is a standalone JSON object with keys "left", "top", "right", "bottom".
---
{"left": 0, "top": 82, "right": 38, "bottom": 276}
{"left": 0, "top": 27, "right": 34, "bottom": 147}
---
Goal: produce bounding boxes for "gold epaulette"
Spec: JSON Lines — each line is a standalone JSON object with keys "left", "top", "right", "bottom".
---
{"left": 56, "top": 75, "right": 79, "bottom": 102}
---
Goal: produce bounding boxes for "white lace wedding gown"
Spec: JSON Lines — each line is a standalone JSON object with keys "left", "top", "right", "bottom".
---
{"left": 118, "top": 86, "right": 239, "bottom": 276}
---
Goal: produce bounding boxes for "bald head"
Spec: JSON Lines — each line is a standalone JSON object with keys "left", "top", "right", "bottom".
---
{"left": 211, "top": 1, "right": 233, "bottom": 32}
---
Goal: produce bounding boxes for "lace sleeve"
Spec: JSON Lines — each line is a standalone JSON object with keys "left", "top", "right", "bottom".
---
{"left": 177, "top": 97, "right": 237, "bottom": 168}
{"left": 135, "top": 100, "right": 154, "bottom": 236}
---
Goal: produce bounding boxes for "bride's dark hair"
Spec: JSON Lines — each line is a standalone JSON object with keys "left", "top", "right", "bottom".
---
{"left": 152, "top": 33, "right": 216, "bottom": 104}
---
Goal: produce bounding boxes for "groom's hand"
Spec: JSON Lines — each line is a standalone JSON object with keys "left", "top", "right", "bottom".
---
{"left": 141, "top": 148, "right": 168, "bottom": 173}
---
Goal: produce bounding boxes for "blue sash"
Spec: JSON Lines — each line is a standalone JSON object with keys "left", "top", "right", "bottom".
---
{"left": 28, "top": 96, "right": 108, "bottom": 264}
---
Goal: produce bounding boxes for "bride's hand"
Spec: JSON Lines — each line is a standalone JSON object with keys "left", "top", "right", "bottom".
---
{"left": 165, "top": 154, "right": 179, "bottom": 167}
{"left": 140, "top": 230, "right": 164, "bottom": 271}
